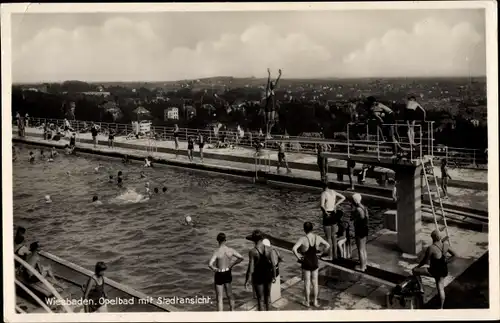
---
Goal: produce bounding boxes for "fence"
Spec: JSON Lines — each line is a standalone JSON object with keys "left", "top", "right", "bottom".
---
{"left": 15, "top": 117, "right": 487, "bottom": 167}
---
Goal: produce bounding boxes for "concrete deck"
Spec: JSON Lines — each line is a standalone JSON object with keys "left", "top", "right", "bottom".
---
{"left": 350, "top": 223, "right": 489, "bottom": 304}
{"left": 239, "top": 265, "right": 394, "bottom": 311}
{"left": 239, "top": 216, "right": 488, "bottom": 311}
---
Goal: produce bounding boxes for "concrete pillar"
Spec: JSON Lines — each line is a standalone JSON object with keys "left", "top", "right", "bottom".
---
{"left": 395, "top": 165, "right": 423, "bottom": 255}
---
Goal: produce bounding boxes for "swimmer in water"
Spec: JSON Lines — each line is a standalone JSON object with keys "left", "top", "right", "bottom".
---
{"left": 40, "top": 149, "right": 46, "bottom": 161}
{"left": 94, "top": 164, "right": 103, "bottom": 173}
{"left": 162, "top": 187, "right": 167, "bottom": 193}
{"left": 117, "top": 177, "right": 123, "bottom": 187}
{"left": 50, "top": 147, "right": 58, "bottom": 159}
{"left": 144, "top": 158, "right": 151, "bottom": 168}
{"left": 108, "top": 175, "right": 114, "bottom": 183}
{"left": 154, "top": 188, "right": 159, "bottom": 194}
{"left": 92, "top": 196, "right": 103, "bottom": 205}
{"left": 45, "top": 195, "right": 52, "bottom": 204}
{"left": 185, "top": 215, "right": 194, "bottom": 226}
{"left": 145, "top": 182, "right": 151, "bottom": 197}
{"left": 29, "top": 151, "right": 35, "bottom": 163}
{"left": 140, "top": 171, "right": 146, "bottom": 179}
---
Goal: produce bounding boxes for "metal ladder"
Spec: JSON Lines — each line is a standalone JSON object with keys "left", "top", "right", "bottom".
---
{"left": 421, "top": 158, "right": 451, "bottom": 244}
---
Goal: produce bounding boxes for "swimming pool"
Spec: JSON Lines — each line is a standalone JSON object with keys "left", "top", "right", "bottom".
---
{"left": 13, "top": 144, "right": 386, "bottom": 311}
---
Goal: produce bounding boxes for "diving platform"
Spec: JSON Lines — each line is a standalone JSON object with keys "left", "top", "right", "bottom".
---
{"left": 319, "top": 122, "right": 435, "bottom": 255}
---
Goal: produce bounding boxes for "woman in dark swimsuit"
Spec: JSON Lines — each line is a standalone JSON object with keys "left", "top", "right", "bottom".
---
{"left": 84, "top": 262, "right": 108, "bottom": 313}
{"left": 245, "top": 230, "right": 275, "bottom": 311}
{"left": 412, "top": 230, "right": 456, "bottom": 309}
{"left": 173, "top": 124, "right": 180, "bottom": 156}
{"left": 292, "top": 222, "right": 330, "bottom": 308}
{"left": 187, "top": 137, "right": 194, "bottom": 162}
{"left": 351, "top": 193, "right": 369, "bottom": 272}
{"left": 197, "top": 131, "right": 205, "bottom": 163}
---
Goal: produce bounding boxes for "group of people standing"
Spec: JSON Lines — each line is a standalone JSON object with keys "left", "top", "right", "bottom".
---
{"left": 208, "top": 230, "right": 281, "bottom": 312}
{"left": 173, "top": 124, "right": 206, "bottom": 162}
{"left": 207, "top": 184, "right": 370, "bottom": 311}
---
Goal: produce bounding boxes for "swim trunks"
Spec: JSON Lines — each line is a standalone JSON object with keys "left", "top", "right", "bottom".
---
{"left": 199, "top": 143, "right": 205, "bottom": 149}
{"left": 323, "top": 210, "right": 337, "bottom": 226}
{"left": 278, "top": 152, "right": 285, "bottom": 162}
{"left": 214, "top": 270, "right": 232, "bottom": 285}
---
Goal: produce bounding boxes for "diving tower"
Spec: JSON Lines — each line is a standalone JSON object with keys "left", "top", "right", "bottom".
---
{"left": 320, "top": 121, "right": 435, "bottom": 255}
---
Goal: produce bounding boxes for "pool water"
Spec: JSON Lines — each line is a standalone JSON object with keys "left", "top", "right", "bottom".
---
{"left": 13, "top": 144, "right": 386, "bottom": 311}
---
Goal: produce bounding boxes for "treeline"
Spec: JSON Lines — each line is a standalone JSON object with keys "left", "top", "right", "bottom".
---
{"left": 11, "top": 85, "right": 487, "bottom": 150}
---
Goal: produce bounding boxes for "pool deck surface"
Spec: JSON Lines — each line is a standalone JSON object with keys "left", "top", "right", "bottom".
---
{"left": 12, "top": 130, "right": 490, "bottom": 310}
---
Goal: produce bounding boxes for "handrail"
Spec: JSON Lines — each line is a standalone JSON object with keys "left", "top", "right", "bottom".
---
{"left": 15, "top": 305, "right": 27, "bottom": 314}
{"left": 15, "top": 255, "right": 73, "bottom": 313}
{"left": 15, "top": 279, "right": 54, "bottom": 313}
{"left": 39, "top": 251, "right": 179, "bottom": 312}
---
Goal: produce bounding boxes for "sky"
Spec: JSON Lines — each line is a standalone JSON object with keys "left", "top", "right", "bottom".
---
{"left": 10, "top": 8, "right": 487, "bottom": 83}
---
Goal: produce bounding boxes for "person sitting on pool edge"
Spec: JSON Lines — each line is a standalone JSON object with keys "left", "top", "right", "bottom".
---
{"left": 412, "top": 230, "right": 457, "bottom": 309}
{"left": 23, "top": 242, "right": 65, "bottom": 288}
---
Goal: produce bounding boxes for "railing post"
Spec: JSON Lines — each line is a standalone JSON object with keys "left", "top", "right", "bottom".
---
{"left": 376, "top": 126, "right": 380, "bottom": 160}
{"left": 445, "top": 146, "right": 448, "bottom": 162}
{"left": 366, "top": 124, "right": 369, "bottom": 140}
{"left": 419, "top": 125, "right": 423, "bottom": 160}
{"left": 347, "top": 123, "right": 350, "bottom": 158}
{"left": 473, "top": 149, "right": 476, "bottom": 167}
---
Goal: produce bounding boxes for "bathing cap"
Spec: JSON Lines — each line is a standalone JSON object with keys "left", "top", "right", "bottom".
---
{"left": 352, "top": 193, "right": 362, "bottom": 204}
{"left": 185, "top": 216, "right": 192, "bottom": 224}
{"left": 263, "top": 239, "right": 271, "bottom": 247}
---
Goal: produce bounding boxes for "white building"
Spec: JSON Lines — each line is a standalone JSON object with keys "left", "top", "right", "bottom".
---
{"left": 164, "top": 107, "right": 179, "bottom": 121}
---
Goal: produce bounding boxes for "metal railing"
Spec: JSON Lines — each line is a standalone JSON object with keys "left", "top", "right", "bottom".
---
{"left": 15, "top": 255, "right": 73, "bottom": 313}
{"left": 15, "top": 117, "right": 487, "bottom": 167}
{"left": 347, "top": 122, "right": 425, "bottom": 161}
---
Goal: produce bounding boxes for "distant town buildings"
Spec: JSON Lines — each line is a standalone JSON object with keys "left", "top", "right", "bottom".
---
{"left": 82, "top": 91, "right": 111, "bottom": 97}
{"left": 164, "top": 107, "right": 179, "bottom": 121}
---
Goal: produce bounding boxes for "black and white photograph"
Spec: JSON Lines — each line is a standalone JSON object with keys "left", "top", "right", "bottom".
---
{"left": 2, "top": 2, "right": 498, "bottom": 321}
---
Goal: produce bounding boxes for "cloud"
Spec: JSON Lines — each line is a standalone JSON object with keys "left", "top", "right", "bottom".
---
{"left": 12, "top": 16, "right": 485, "bottom": 82}
{"left": 342, "top": 18, "right": 485, "bottom": 78}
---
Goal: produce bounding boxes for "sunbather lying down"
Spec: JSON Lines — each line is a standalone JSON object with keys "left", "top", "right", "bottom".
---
{"left": 126, "top": 132, "right": 147, "bottom": 140}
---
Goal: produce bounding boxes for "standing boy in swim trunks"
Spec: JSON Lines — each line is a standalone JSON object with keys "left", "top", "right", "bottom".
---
{"left": 412, "top": 230, "right": 456, "bottom": 309}
{"left": 292, "top": 222, "right": 330, "bottom": 308}
{"left": 440, "top": 159, "right": 452, "bottom": 199}
{"left": 347, "top": 159, "right": 356, "bottom": 190}
{"left": 317, "top": 145, "right": 328, "bottom": 183}
{"left": 187, "top": 137, "right": 194, "bottom": 162}
{"left": 277, "top": 142, "right": 291, "bottom": 174}
{"left": 320, "top": 182, "right": 346, "bottom": 261}
{"left": 208, "top": 233, "right": 244, "bottom": 311}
